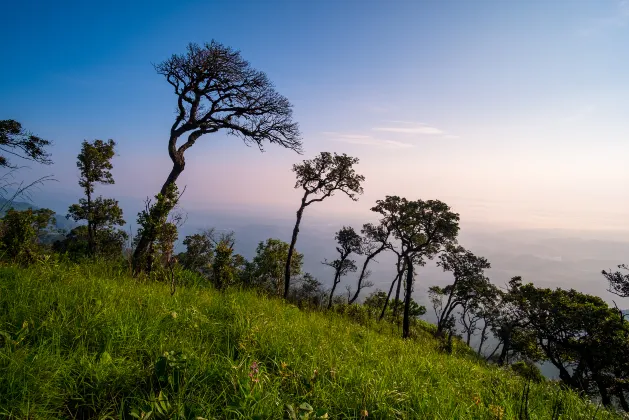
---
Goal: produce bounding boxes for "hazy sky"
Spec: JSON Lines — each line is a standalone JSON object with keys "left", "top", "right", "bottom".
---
{"left": 2, "top": 0, "right": 628, "bottom": 232}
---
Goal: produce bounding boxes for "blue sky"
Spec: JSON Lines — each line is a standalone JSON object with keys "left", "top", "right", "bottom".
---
{"left": 2, "top": 0, "right": 628, "bottom": 231}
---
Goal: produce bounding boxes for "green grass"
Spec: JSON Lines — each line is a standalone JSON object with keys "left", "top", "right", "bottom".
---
{"left": 0, "top": 260, "right": 619, "bottom": 419}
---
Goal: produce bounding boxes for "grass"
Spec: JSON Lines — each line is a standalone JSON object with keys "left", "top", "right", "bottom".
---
{"left": 0, "top": 260, "right": 620, "bottom": 419}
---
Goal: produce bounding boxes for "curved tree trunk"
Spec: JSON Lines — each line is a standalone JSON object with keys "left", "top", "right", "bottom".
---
{"left": 132, "top": 156, "right": 184, "bottom": 275}
{"left": 402, "top": 255, "right": 414, "bottom": 339}
{"left": 327, "top": 270, "right": 341, "bottom": 309}
{"left": 284, "top": 197, "right": 306, "bottom": 298}
{"left": 379, "top": 270, "right": 400, "bottom": 321}
{"left": 392, "top": 259, "right": 405, "bottom": 320}
{"left": 349, "top": 246, "right": 386, "bottom": 304}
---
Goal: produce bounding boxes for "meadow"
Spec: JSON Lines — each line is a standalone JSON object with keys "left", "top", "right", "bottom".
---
{"left": 0, "top": 260, "right": 618, "bottom": 419}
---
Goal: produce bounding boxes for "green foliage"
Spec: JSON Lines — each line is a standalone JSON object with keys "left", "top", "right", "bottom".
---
{"left": 511, "top": 360, "right": 545, "bottom": 384}
{"left": 0, "top": 262, "right": 615, "bottom": 419}
{"left": 250, "top": 238, "right": 303, "bottom": 295}
{"left": 53, "top": 225, "right": 128, "bottom": 261}
{"left": 0, "top": 207, "right": 55, "bottom": 263}
{"left": 0, "top": 119, "right": 52, "bottom": 168}
{"left": 135, "top": 183, "right": 181, "bottom": 274}
{"left": 371, "top": 196, "right": 460, "bottom": 338}
{"left": 364, "top": 290, "right": 426, "bottom": 320}
{"left": 179, "top": 231, "right": 214, "bottom": 275}
{"left": 292, "top": 152, "right": 365, "bottom": 201}
{"left": 67, "top": 139, "right": 126, "bottom": 258}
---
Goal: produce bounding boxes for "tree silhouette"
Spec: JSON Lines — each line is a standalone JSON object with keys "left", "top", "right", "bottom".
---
{"left": 67, "top": 139, "right": 125, "bottom": 257}
{"left": 0, "top": 119, "right": 52, "bottom": 168}
{"left": 284, "top": 152, "right": 364, "bottom": 298}
{"left": 323, "top": 226, "right": 362, "bottom": 309}
{"left": 133, "top": 41, "right": 301, "bottom": 273}
{"left": 348, "top": 222, "right": 392, "bottom": 304}
{"left": 602, "top": 264, "right": 629, "bottom": 298}
{"left": 371, "top": 196, "right": 459, "bottom": 338}
{"left": 429, "top": 245, "right": 491, "bottom": 336}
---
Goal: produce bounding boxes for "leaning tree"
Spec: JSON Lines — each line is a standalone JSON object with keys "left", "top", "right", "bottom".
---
{"left": 348, "top": 222, "right": 392, "bottom": 304}
{"left": 132, "top": 41, "right": 302, "bottom": 273}
{"left": 284, "top": 152, "right": 364, "bottom": 298}
{"left": 371, "top": 196, "right": 460, "bottom": 338}
{"left": 323, "top": 226, "right": 362, "bottom": 309}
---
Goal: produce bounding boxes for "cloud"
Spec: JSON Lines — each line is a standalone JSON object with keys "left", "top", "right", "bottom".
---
{"left": 373, "top": 122, "right": 444, "bottom": 135}
{"left": 322, "top": 132, "right": 413, "bottom": 149}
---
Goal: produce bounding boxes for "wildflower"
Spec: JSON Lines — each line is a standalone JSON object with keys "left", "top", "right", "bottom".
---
{"left": 171, "top": 311, "right": 177, "bottom": 319}
{"left": 360, "top": 409, "right": 369, "bottom": 418}
{"left": 281, "top": 361, "right": 288, "bottom": 370}
{"left": 249, "top": 361, "right": 260, "bottom": 383}
{"left": 473, "top": 395, "right": 481, "bottom": 406}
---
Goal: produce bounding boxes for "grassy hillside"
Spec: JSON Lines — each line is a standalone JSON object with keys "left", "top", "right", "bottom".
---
{"left": 0, "top": 261, "right": 618, "bottom": 419}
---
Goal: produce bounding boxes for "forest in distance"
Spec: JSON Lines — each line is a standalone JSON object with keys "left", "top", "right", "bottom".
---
{"left": 2, "top": 39, "right": 629, "bottom": 418}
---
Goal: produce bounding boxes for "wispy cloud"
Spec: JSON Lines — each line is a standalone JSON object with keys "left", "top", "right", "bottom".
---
{"left": 322, "top": 132, "right": 413, "bottom": 149}
{"left": 372, "top": 121, "right": 462, "bottom": 139}
{"left": 373, "top": 126, "right": 443, "bottom": 134}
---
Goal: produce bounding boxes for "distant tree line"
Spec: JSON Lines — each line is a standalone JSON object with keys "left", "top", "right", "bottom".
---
{"left": 1, "top": 40, "right": 628, "bottom": 412}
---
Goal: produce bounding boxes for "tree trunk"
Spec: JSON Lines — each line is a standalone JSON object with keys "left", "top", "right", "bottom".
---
{"left": 132, "top": 159, "right": 184, "bottom": 275}
{"left": 284, "top": 198, "right": 306, "bottom": 298}
{"left": 327, "top": 269, "right": 341, "bottom": 309}
{"left": 478, "top": 323, "right": 489, "bottom": 355}
{"left": 349, "top": 248, "right": 384, "bottom": 304}
{"left": 402, "top": 255, "right": 413, "bottom": 339}
{"left": 379, "top": 271, "right": 400, "bottom": 321}
{"left": 392, "top": 258, "right": 405, "bottom": 319}
{"left": 84, "top": 188, "right": 96, "bottom": 256}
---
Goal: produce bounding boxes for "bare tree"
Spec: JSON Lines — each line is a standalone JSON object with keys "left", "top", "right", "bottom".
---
{"left": 133, "top": 41, "right": 301, "bottom": 273}
{"left": 348, "top": 222, "right": 392, "bottom": 304}
{"left": 323, "top": 226, "right": 362, "bottom": 309}
{"left": 371, "top": 196, "right": 460, "bottom": 338}
{"left": 284, "top": 152, "right": 364, "bottom": 298}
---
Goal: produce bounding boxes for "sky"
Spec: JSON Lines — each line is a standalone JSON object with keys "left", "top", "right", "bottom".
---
{"left": 1, "top": 0, "right": 629, "bottom": 234}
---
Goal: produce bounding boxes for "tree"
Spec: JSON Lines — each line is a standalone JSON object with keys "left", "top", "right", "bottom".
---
{"left": 289, "top": 272, "right": 325, "bottom": 307}
{"left": 133, "top": 41, "right": 301, "bottom": 274}
{"left": 251, "top": 238, "right": 303, "bottom": 295}
{"left": 509, "top": 282, "right": 629, "bottom": 408}
{"left": 365, "top": 290, "right": 426, "bottom": 321}
{"left": 0, "top": 119, "right": 52, "bottom": 168}
{"left": 179, "top": 231, "right": 215, "bottom": 275}
{"left": 53, "top": 225, "right": 128, "bottom": 261}
{"left": 209, "top": 231, "right": 247, "bottom": 290}
{"left": 348, "top": 222, "right": 392, "bottom": 304}
{"left": 371, "top": 196, "right": 460, "bottom": 338}
{"left": 0, "top": 120, "right": 54, "bottom": 213}
{"left": 0, "top": 207, "right": 55, "bottom": 263}
{"left": 602, "top": 264, "right": 629, "bottom": 298}
{"left": 460, "top": 281, "right": 501, "bottom": 354}
{"left": 429, "top": 245, "right": 491, "bottom": 336}
{"left": 323, "top": 226, "right": 362, "bottom": 309}
{"left": 284, "top": 152, "right": 365, "bottom": 298}
{"left": 67, "top": 139, "right": 126, "bottom": 257}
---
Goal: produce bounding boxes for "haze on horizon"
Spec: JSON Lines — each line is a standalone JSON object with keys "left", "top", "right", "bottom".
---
{"left": 2, "top": 1, "right": 628, "bottom": 246}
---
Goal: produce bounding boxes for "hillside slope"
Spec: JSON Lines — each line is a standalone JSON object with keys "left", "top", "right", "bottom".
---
{"left": 0, "top": 262, "right": 618, "bottom": 419}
